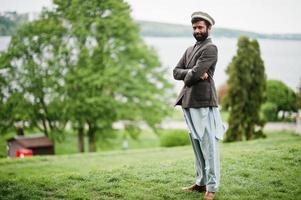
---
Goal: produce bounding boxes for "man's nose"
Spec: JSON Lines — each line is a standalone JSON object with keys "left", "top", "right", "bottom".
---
{"left": 195, "top": 29, "right": 201, "bottom": 33}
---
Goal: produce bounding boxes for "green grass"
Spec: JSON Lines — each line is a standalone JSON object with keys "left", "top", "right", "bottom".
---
{"left": 0, "top": 129, "right": 160, "bottom": 157}
{"left": 0, "top": 108, "right": 223, "bottom": 157}
{"left": 0, "top": 131, "right": 300, "bottom": 199}
{"left": 220, "top": 111, "right": 229, "bottom": 121}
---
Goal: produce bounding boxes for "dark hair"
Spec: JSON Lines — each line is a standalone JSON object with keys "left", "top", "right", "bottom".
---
{"left": 191, "top": 17, "right": 211, "bottom": 28}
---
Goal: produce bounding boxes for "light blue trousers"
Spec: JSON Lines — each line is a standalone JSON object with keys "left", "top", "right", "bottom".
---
{"left": 183, "top": 108, "right": 221, "bottom": 192}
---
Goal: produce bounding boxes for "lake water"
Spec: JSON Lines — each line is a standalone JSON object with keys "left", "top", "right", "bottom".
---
{"left": 143, "top": 37, "right": 301, "bottom": 92}
{"left": 1, "top": 36, "right": 301, "bottom": 92}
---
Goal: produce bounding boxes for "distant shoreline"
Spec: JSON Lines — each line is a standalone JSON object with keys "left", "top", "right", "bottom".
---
{"left": 1, "top": 18, "right": 301, "bottom": 41}
{"left": 138, "top": 21, "right": 301, "bottom": 41}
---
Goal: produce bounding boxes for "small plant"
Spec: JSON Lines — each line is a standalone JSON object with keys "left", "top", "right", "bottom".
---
{"left": 160, "top": 129, "right": 190, "bottom": 147}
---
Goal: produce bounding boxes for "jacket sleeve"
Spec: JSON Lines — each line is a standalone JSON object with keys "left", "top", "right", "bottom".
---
{"left": 184, "top": 45, "right": 217, "bottom": 87}
{"left": 173, "top": 49, "right": 190, "bottom": 80}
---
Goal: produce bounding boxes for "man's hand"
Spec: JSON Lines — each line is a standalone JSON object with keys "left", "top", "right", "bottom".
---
{"left": 200, "top": 72, "right": 208, "bottom": 80}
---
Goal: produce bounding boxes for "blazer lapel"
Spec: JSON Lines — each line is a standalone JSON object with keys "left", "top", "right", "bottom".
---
{"left": 186, "top": 39, "right": 211, "bottom": 67}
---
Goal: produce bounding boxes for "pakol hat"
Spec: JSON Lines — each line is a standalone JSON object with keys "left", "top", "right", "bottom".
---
{"left": 191, "top": 11, "right": 215, "bottom": 26}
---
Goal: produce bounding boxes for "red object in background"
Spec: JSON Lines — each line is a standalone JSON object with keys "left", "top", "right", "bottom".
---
{"left": 16, "top": 149, "right": 33, "bottom": 158}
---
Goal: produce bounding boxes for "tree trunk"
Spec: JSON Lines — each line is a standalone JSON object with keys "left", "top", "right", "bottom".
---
{"left": 88, "top": 123, "right": 96, "bottom": 152}
{"left": 42, "top": 118, "right": 48, "bottom": 136}
{"left": 245, "top": 126, "right": 252, "bottom": 140}
{"left": 77, "top": 126, "right": 85, "bottom": 153}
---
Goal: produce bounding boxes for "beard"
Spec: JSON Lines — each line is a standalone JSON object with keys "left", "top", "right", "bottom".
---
{"left": 193, "top": 31, "right": 208, "bottom": 42}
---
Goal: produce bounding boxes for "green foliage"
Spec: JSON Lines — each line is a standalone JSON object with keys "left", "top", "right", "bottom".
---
{"left": 160, "top": 129, "right": 190, "bottom": 147}
{"left": 0, "top": 0, "right": 173, "bottom": 152}
{"left": 224, "top": 36, "right": 266, "bottom": 142}
{"left": 297, "top": 80, "right": 301, "bottom": 109}
{"left": 261, "top": 102, "right": 278, "bottom": 121}
{"left": 0, "top": 92, "right": 31, "bottom": 135}
{"left": 0, "top": 12, "right": 67, "bottom": 138}
{"left": 266, "top": 80, "right": 297, "bottom": 114}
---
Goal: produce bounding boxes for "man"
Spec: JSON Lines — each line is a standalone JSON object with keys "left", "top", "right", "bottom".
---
{"left": 173, "top": 11, "right": 225, "bottom": 200}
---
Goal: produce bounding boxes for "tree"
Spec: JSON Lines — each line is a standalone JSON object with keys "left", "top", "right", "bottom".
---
{"left": 0, "top": 11, "right": 67, "bottom": 141}
{"left": 297, "top": 80, "right": 301, "bottom": 110}
{"left": 217, "top": 82, "right": 228, "bottom": 106}
{"left": 261, "top": 102, "right": 278, "bottom": 121}
{"left": 52, "top": 0, "right": 173, "bottom": 152}
{"left": 1, "top": 0, "right": 173, "bottom": 152}
{"left": 224, "top": 36, "right": 266, "bottom": 142}
{"left": 0, "top": 92, "right": 32, "bottom": 136}
{"left": 265, "top": 80, "right": 297, "bottom": 119}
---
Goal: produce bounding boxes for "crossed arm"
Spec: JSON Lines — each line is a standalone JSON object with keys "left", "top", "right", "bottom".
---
{"left": 173, "top": 45, "right": 217, "bottom": 87}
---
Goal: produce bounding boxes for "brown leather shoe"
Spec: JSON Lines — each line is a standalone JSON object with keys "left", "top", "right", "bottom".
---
{"left": 204, "top": 192, "right": 215, "bottom": 200}
{"left": 182, "top": 184, "right": 206, "bottom": 193}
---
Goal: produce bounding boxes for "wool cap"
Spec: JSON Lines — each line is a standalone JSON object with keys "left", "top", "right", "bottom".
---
{"left": 191, "top": 11, "right": 215, "bottom": 25}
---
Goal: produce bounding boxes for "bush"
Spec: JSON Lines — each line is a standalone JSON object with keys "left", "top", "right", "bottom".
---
{"left": 261, "top": 102, "right": 278, "bottom": 121}
{"left": 160, "top": 129, "right": 190, "bottom": 147}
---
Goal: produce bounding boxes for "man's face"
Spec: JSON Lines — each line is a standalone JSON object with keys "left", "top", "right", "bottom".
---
{"left": 192, "top": 21, "right": 210, "bottom": 42}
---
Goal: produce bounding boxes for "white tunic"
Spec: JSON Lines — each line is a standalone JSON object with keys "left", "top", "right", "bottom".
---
{"left": 183, "top": 107, "right": 226, "bottom": 140}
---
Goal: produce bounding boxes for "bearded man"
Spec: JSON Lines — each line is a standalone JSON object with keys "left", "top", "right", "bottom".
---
{"left": 173, "top": 11, "right": 225, "bottom": 200}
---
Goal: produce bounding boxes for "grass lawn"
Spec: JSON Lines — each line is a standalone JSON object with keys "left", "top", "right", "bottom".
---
{"left": 0, "top": 131, "right": 300, "bottom": 199}
{"left": 0, "top": 129, "right": 160, "bottom": 157}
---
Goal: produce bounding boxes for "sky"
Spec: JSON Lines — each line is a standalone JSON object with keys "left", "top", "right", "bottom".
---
{"left": 0, "top": 0, "right": 301, "bottom": 34}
